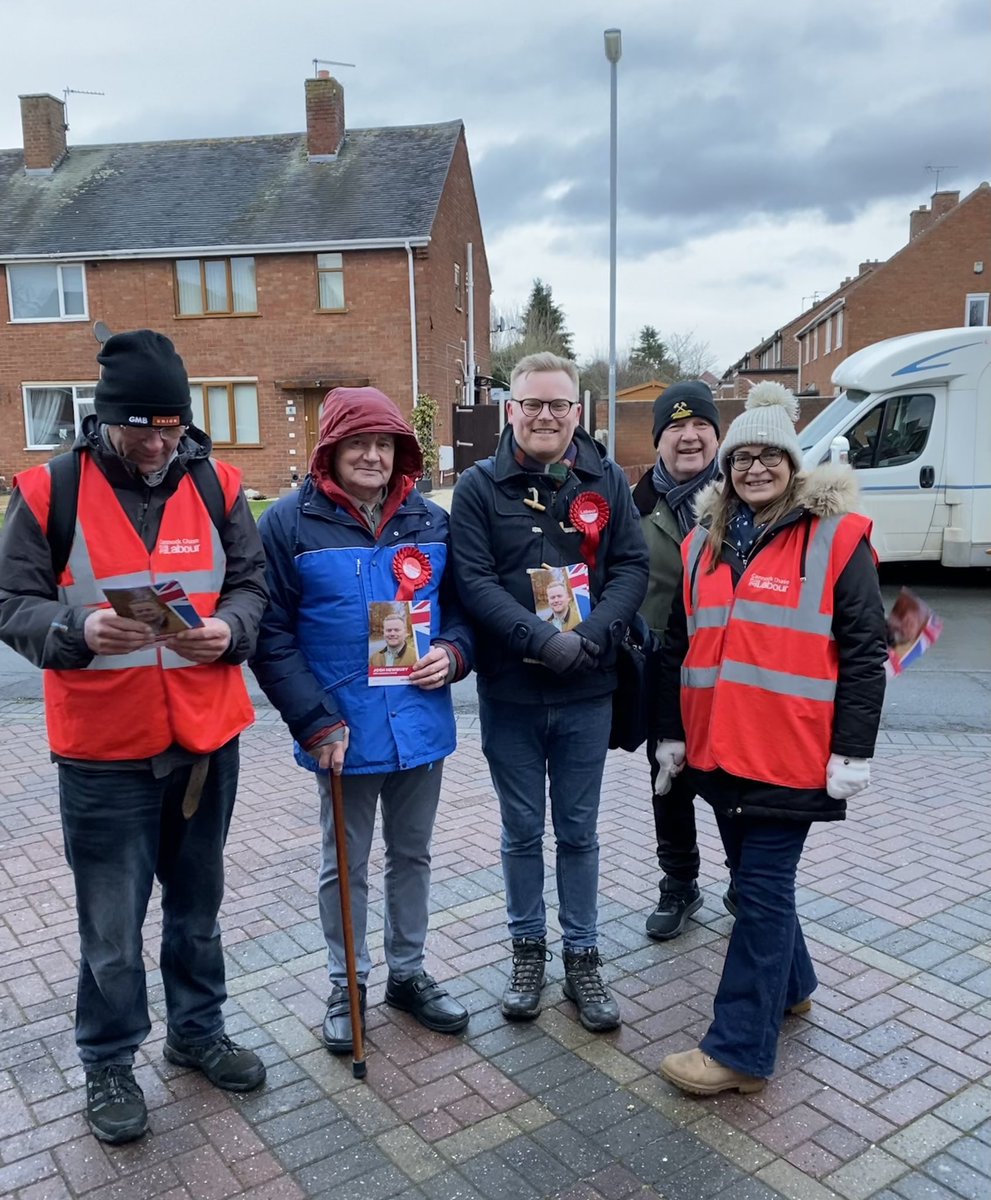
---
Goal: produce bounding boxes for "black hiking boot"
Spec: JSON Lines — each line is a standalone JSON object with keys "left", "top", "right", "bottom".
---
{"left": 85, "top": 1065, "right": 148, "bottom": 1144}
{"left": 164, "top": 1033, "right": 266, "bottom": 1091}
{"left": 562, "top": 947, "right": 621, "bottom": 1032}
{"left": 501, "top": 938, "right": 552, "bottom": 1021}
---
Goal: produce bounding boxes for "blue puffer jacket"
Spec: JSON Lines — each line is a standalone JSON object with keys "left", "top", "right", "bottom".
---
{"left": 251, "top": 479, "right": 472, "bottom": 775}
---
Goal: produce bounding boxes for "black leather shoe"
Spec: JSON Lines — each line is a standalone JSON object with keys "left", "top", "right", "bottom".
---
{"left": 562, "top": 948, "right": 621, "bottom": 1033}
{"left": 645, "top": 879, "right": 703, "bottom": 941}
{"left": 501, "top": 938, "right": 551, "bottom": 1021}
{"left": 723, "top": 884, "right": 738, "bottom": 917}
{"left": 85, "top": 1065, "right": 148, "bottom": 1144}
{"left": 322, "top": 984, "right": 367, "bottom": 1055}
{"left": 164, "top": 1033, "right": 266, "bottom": 1091}
{"left": 385, "top": 971, "right": 469, "bottom": 1033}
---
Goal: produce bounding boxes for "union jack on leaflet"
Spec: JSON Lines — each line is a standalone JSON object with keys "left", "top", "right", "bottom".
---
{"left": 409, "top": 600, "right": 433, "bottom": 656}
{"left": 565, "top": 563, "right": 591, "bottom": 620}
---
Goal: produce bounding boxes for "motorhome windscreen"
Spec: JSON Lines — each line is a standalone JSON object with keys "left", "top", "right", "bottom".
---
{"left": 798, "top": 391, "right": 867, "bottom": 451}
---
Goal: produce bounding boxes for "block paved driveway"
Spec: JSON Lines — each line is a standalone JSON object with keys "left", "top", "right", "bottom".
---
{"left": 1, "top": 704, "right": 990, "bottom": 1200}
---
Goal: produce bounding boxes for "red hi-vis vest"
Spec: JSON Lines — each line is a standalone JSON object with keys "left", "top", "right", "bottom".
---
{"left": 680, "top": 512, "right": 873, "bottom": 790}
{"left": 16, "top": 454, "right": 254, "bottom": 760}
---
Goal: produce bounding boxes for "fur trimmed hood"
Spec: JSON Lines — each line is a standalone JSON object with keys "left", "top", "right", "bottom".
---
{"left": 693, "top": 463, "right": 862, "bottom": 525}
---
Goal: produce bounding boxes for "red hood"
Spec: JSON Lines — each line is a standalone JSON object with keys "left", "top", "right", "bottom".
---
{"left": 308, "top": 387, "right": 423, "bottom": 532}
{"left": 309, "top": 387, "right": 423, "bottom": 480}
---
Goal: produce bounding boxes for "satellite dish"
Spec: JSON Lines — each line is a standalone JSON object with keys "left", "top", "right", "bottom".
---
{"left": 93, "top": 320, "right": 112, "bottom": 344}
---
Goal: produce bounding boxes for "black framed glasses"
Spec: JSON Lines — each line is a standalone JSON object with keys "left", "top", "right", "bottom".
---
{"left": 729, "top": 447, "right": 785, "bottom": 471}
{"left": 518, "top": 398, "right": 578, "bottom": 417}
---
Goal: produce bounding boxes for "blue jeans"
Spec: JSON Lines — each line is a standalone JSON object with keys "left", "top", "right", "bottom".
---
{"left": 316, "top": 762, "right": 443, "bottom": 987}
{"left": 479, "top": 694, "right": 612, "bottom": 950}
{"left": 58, "top": 740, "right": 239, "bottom": 1068}
{"left": 701, "top": 811, "right": 818, "bottom": 1078}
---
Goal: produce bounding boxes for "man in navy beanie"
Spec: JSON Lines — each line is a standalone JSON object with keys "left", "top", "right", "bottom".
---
{"left": 633, "top": 379, "right": 733, "bottom": 939}
{"left": 0, "top": 329, "right": 269, "bottom": 1143}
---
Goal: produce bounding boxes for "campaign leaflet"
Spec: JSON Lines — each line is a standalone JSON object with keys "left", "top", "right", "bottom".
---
{"left": 528, "top": 563, "right": 592, "bottom": 632}
{"left": 102, "top": 580, "right": 204, "bottom": 640}
{"left": 884, "top": 587, "right": 942, "bottom": 679}
{"left": 367, "top": 600, "right": 432, "bottom": 686}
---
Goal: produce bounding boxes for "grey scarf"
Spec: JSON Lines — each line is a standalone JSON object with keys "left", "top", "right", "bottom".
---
{"left": 651, "top": 457, "right": 720, "bottom": 536}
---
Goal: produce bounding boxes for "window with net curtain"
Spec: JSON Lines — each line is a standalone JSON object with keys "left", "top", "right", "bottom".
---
{"left": 317, "top": 253, "right": 345, "bottom": 309}
{"left": 23, "top": 385, "right": 96, "bottom": 447}
{"left": 9, "top": 264, "right": 87, "bottom": 320}
{"left": 188, "top": 383, "right": 260, "bottom": 445}
{"left": 175, "top": 258, "right": 257, "bottom": 314}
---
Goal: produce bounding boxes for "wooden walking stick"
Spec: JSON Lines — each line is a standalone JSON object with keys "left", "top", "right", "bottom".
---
{"left": 330, "top": 770, "right": 367, "bottom": 1079}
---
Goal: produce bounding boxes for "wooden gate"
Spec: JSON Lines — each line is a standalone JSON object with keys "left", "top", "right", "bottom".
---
{"left": 452, "top": 403, "right": 501, "bottom": 474}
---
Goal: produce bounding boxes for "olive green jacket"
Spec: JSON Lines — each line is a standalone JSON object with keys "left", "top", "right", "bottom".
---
{"left": 632, "top": 471, "right": 684, "bottom": 636}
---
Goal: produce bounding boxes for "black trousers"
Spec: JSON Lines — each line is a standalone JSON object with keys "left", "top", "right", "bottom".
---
{"left": 646, "top": 737, "right": 700, "bottom": 884}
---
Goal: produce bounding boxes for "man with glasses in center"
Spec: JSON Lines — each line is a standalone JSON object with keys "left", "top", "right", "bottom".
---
{"left": 0, "top": 329, "right": 269, "bottom": 1144}
{"left": 450, "top": 351, "right": 647, "bottom": 1032}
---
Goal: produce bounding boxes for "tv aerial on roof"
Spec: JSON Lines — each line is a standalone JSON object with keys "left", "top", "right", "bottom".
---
{"left": 312, "top": 59, "right": 356, "bottom": 76}
{"left": 62, "top": 87, "right": 105, "bottom": 130}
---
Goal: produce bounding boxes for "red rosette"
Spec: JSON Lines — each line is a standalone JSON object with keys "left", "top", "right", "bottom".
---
{"left": 392, "top": 546, "right": 432, "bottom": 600}
{"left": 569, "top": 492, "right": 610, "bottom": 569}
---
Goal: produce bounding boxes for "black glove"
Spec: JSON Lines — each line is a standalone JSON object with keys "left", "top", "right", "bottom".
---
{"left": 538, "top": 631, "right": 600, "bottom": 675}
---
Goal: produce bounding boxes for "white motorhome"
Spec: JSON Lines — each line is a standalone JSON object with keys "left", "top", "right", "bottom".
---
{"left": 798, "top": 327, "right": 991, "bottom": 566}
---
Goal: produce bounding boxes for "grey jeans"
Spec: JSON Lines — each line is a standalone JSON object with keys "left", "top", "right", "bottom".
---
{"left": 316, "top": 761, "right": 443, "bottom": 987}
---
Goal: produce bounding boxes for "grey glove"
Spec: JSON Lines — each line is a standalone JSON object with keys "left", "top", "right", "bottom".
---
{"left": 538, "top": 631, "right": 600, "bottom": 675}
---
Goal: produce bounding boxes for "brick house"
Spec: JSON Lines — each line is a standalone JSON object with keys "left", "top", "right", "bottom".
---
{"left": 0, "top": 75, "right": 491, "bottom": 494}
{"left": 722, "top": 184, "right": 991, "bottom": 405}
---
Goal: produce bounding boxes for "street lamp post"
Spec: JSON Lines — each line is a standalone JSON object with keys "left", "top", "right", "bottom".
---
{"left": 604, "top": 28, "right": 622, "bottom": 456}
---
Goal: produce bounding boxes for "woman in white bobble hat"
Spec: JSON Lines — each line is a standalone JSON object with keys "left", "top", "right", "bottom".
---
{"left": 650, "top": 381, "right": 887, "bottom": 1096}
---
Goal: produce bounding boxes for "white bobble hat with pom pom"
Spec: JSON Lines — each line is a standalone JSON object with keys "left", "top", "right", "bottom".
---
{"left": 719, "top": 381, "right": 804, "bottom": 475}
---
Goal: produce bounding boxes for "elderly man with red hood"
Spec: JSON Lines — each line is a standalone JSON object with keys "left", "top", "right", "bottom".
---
{"left": 250, "top": 387, "right": 473, "bottom": 1053}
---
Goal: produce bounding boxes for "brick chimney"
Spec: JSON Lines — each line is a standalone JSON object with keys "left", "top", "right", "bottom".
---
{"left": 305, "top": 72, "right": 345, "bottom": 161}
{"left": 19, "top": 92, "right": 68, "bottom": 173}
{"left": 930, "top": 190, "right": 960, "bottom": 220}
{"left": 910, "top": 203, "right": 932, "bottom": 240}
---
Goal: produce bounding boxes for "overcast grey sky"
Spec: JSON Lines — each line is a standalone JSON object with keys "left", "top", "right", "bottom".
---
{"left": 3, "top": 0, "right": 988, "bottom": 371}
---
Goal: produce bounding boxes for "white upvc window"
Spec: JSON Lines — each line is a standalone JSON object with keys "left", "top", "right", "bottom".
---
{"left": 23, "top": 384, "right": 96, "bottom": 449}
{"left": 812, "top": 327, "right": 819, "bottom": 360}
{"left": 835, "top": 309, "right": 844, "bottom": 349}
{"left": 824, "top": 317, "right": 832, "bottom": 354}
{"left": 8, "top": 263, "right": 88, "bottom": 322}
{"left": 188, "top": 380, "right": 260, "bottom": 445}
{"left": 965, "top": 293, "right": 989, "bottom": 326}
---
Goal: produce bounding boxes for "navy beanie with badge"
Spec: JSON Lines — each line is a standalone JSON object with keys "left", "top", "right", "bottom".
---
{"left": 94, "top": 330, "right": 194, "bottom": 427}
{"left": 651, "top": 380, "right": 720, "bottom": 447}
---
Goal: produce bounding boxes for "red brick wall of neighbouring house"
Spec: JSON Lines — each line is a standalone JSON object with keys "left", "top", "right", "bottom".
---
{"left": 0, "top": 248, "right": 425, "bottom": 494}
{"left": 416, "top": 129, "right": 492, "bottom": 461}
{"left": 797, "top": 185, "right": 991, "bottom": 396}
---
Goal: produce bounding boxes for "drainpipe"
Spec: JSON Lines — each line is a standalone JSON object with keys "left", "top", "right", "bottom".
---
{"left": 406, "top": 241, "right": 419, "bottom": 406}
{"left": 466, "top": 242, "right": 475, "bottom": 406}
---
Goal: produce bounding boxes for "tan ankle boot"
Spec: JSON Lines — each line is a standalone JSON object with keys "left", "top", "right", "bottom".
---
{"left": 660, "top": 1048, "right": 765, "bottom": 1095}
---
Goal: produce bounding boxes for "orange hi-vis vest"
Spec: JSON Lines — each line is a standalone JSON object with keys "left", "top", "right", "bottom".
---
{"left": 16, "top": 454, "right": 254, "bottom": 760}
{"left": 680, "top": 511, "right": 873, "bottom": 790}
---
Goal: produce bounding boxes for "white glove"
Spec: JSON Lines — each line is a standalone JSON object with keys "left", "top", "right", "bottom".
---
{"left": 654, "top": 740, "right": 686, "bottom": 796}
{"left": 826, "top": 753, "right": 870, "bottom": 800}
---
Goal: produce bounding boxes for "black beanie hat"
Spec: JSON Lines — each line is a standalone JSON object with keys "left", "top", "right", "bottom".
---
{"left": 94, "top": 330, "right": 194, "bottom": 427}
{"left": 651, "top": 380, "right": 720, "bottom": 447}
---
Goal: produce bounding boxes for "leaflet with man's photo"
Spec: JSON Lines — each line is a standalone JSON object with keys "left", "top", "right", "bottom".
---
{"left": 367, "top": 600, "right": 432, "bottom": 686}
{"left": 528, "top": 564, "right": 592, "bottom": 632}
{"left": 102, "top": 580, "right": 204, "bottom": 640}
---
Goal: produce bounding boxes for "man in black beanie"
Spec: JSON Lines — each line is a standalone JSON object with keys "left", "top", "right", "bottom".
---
{"left": 0, "top": 329, "right": 269, "bottom": 1143}
{"left": 632, "top": 379, "right": 733, "bottom": 939}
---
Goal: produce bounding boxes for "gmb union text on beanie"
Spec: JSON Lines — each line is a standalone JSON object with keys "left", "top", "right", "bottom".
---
{"left": 93, "top": 330, "right": 194, "bottom": 427}
{"left": 651, "top": 380, "right": 720, "bottom": 447}
{"left": 718, "top": 381, "right": 804, "bottom": 475}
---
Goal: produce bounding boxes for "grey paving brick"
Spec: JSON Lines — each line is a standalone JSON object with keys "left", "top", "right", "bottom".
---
{"left": 532, "top": 1119, "right": 616, "bottom": 1176}
{"left": 494, "top": 1134, "right": 580, "bottom": 1196}
{"left": 459, "top": 1149, "right": 544, "bottom": 1200}
{"left": 923, "top": 1151, "right": 991, "bottom": 1200}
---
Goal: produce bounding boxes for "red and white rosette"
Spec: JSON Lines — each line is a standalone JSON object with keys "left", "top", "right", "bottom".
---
{"left": 570, "top": 492, "right": 610, "bottom": 569}
{"left": 392, "top": 546, "right": 432, "bottom": 600}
